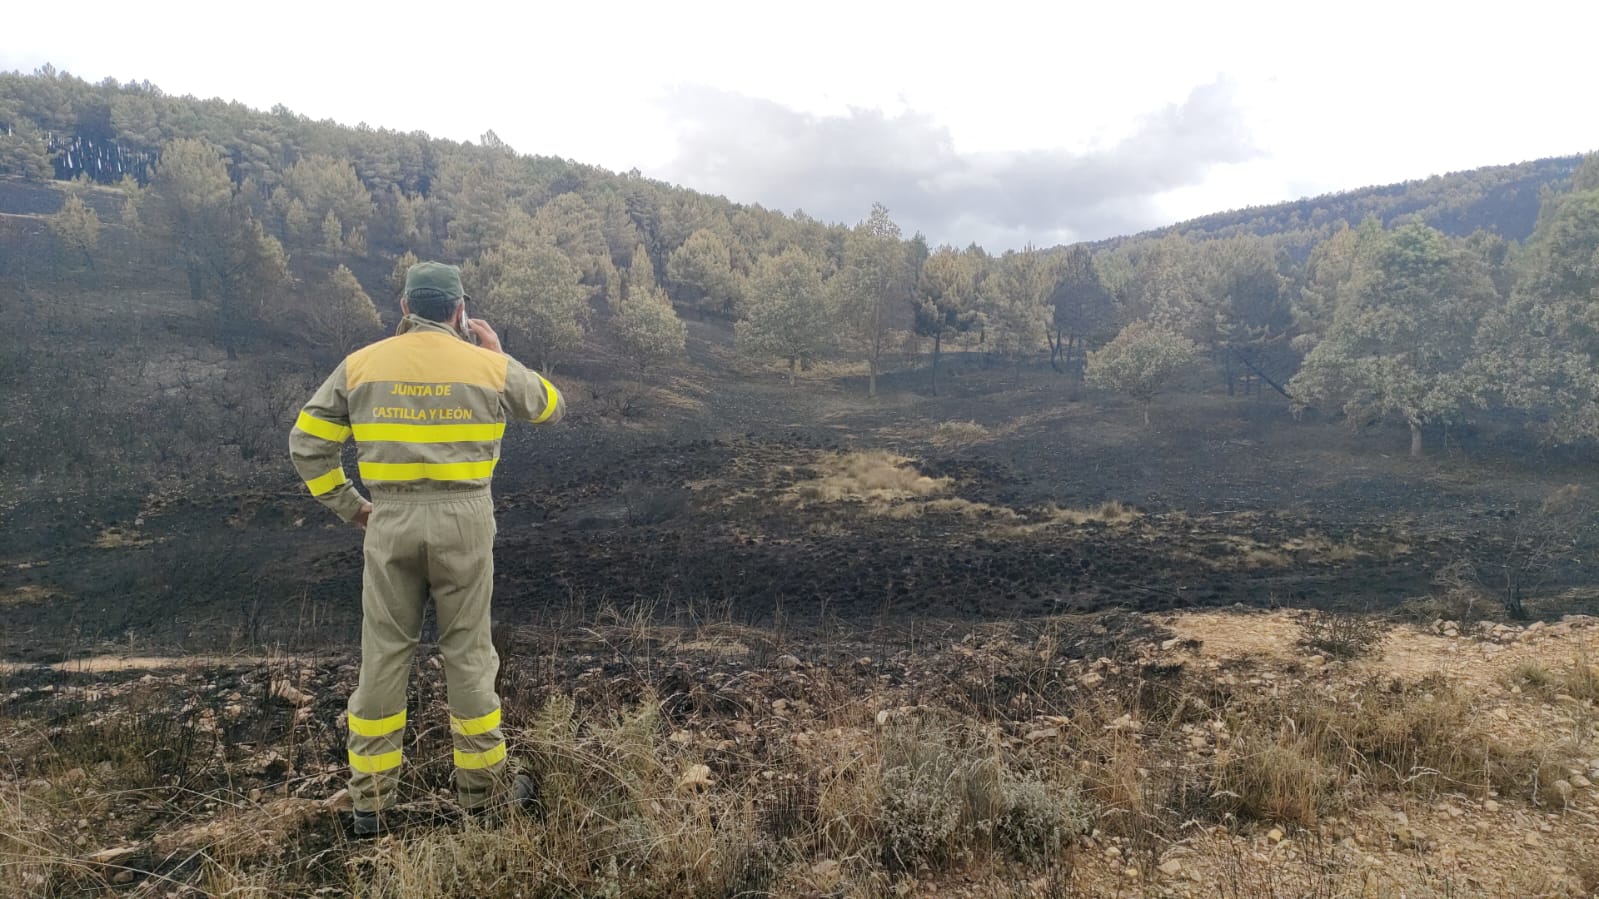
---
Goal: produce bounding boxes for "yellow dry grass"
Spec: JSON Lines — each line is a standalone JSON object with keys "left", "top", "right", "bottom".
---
{"left": 0, "top": 585, "right": 61, "bottom": 608}
{"left": 787, "top": 452, "right": 951, "bottom": 505}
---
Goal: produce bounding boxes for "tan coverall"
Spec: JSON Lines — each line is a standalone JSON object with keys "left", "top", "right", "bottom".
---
{"left": 288, "top": 315, "right": 564, "bottom": 812}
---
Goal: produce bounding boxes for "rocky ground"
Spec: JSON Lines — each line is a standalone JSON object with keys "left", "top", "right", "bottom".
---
{"left": 4, "top": 607, "right": 1596, "bottom": 897}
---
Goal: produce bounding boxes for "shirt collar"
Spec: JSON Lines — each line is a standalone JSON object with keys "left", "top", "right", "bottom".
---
{"left": 395, "top": 313, "right": 468, "bottom": 341}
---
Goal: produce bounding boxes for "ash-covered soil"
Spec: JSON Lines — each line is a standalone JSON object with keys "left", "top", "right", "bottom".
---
{"left": 3, "top": 374, "right": 1596, "bottom": 662}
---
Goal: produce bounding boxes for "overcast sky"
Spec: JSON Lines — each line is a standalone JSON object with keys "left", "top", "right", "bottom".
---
{"left": 4, "top": 0, "right": 1595, "bottom": 249}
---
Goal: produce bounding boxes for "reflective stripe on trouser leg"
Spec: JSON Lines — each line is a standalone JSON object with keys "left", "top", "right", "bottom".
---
{"left": 428, "top": 493, "right": 507, "bottom": 808}
{"left": 347, "top": 501, "right": 427, "bottom": 813}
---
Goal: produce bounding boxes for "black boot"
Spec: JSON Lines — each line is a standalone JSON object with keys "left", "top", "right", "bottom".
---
{"left": 466, "top": 773, "right": 539, "bottom": 822}
{"left": 352, "top": 809, "right": 385, "bottom": 837}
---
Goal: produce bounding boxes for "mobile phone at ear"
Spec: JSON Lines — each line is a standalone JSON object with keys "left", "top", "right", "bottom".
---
{"left": 460, "top": 301, "right": 479, "bottom": 344}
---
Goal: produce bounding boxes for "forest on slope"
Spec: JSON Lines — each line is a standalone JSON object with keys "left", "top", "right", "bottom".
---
{"left": 2, "top": 63, "right": 1599, "bottom": 488}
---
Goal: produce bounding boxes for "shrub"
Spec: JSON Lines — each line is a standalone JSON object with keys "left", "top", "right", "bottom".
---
{"left": 1294, "top": 611, "right": 1388, "bottom": 660}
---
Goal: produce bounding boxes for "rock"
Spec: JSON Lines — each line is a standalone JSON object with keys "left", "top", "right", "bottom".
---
{"left": 1483, "top": 799, "right": 1500, "bottom": 812}
{"left": 270, "top": 680, "right": 312, "bottom": 707}
{"left": 86, "top": 846, "right": 140, "bottom": 865}
{"left": 677, "top": 764, "right": 713, "bottom": 791}
{"left": 776, "top": 654, "right": 802, "bottom": 670}
{"left": 247, "top": 751, "right": 292, "bottom": 778}
{"left": 1158, "top": 858, "right": 1182, "bottom": 877}
{"left": 1123, "top": 866, "right": 1140, "bottom": 880}
{"left": 811, "top": 859, "right": 840, "bottom": 880}
{"left": 1079, "top": 671, "right": 1105, "bottom": 688}
{"left": 852, "top": 657, "right": 874, "bottom": 672}
{"left": 1159, "top": 638, "right": 1180, "bottom": 651}
{"left": 322, "top": 789, "right": 351, "bottom": 812}
{"left": 112, "top": 870, "right": 135, "bottom": 885}
{"left": 58, "top": 767, "right": 88, "bottom": 787}
{"left": 1025, "top": 727, "right": 1060, "bottom": 742}
{"left": 772, "top": 699, "right": 790, "bottom": 714}
{"left": 1268, "top": 828, "right": 1285, "bottom": 843}
{"left": 1104, "top": 846, "right": 1122, "bottom": 859}
{"left": 1571, "top": 774, "right": 1592, "bottom": 789}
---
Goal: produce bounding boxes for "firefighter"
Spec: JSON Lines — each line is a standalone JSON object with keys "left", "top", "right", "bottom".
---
{"left": 289, "top": 261, "right": 565, "bottom": 835}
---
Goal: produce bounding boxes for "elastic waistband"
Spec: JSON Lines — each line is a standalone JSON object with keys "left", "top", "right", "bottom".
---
{"left": 369, "top": 486, "right": 492, "bottom": 505}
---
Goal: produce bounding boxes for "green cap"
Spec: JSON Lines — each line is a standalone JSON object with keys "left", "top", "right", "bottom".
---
{"left": 403, "top": 261, "right": 465, "bottom": 301}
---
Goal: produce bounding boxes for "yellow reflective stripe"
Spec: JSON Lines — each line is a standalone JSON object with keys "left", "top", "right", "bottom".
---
{"left": 453, "top": 742, "right": 508, "bottom": 770}
{"left": 357, "top": 459, "right": 498, "bottom": 482}
{"left": 533, "top": 376, "right": 561, "bottom": 424}
{"left": 348, "top": 749, "right": 403, "bottom": 773}
{"left": 295, "top": 411, "right": 352, "bottom": 443}
{"left": 351, "top": 422, "right": 506, "bottom": 443}
{"left": 305, "top": 468, "right": 347, "bottom": 496}
{"left": 450, "top": 707, "right": 501, "bottom": 736}
{"left": 348, "top": 710, "right": 406, "bottom": 737}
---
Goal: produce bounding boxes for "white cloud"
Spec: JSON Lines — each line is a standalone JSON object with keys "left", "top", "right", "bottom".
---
{"left": 651, "top": 80, "right": 1260, "bottom": 246}
{"left": 2, "top": 0, "right": 1595, "bottom": 249}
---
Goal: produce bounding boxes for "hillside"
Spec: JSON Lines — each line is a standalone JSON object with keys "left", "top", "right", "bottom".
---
{"left": 1141, "top": 155, "right": 1584, "bottom": 247}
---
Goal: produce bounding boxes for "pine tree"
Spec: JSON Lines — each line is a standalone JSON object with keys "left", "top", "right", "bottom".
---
{"left": 836, "top": 204, "right": 910, "bottom": 397}
{"left": 309, "top": 265, "right": 382, "bottom": 354}
{"left": 667, "top": 227, "right": 743, "bottom": 315}
{"left": 473, "top": 222, "right": 589, "bottom": 373}
{"left": 1048, "top": 245, "right": 1115, "bottom": 375}
{"left": 146, "top": 138, "right": 235, "bottom": 301}
{"left": 1291, "top": 223, "right": 1497, "bottom": 456}
{"left": 48, "top": 194, "right": 100, "bottom": 270}
{"left": 982, "top": 247, "right": 1058, "bottom": 386}
{"left": 737, "top": 248, "right": 832, "bottom": 386}
{"left": 1085, "top": 321, "right": 1198, "bottom": 425}
{"left": 616, "top": 244, "right": 686, "bottom": 373}
{"left": 1473, "top": 155, "right": 1599, "bottom": 442}
{"left": 915, "top": 246, "right": 983, "bottom": 394}
{"left": 0, "top": 94, "right": 52, "bottom": 181}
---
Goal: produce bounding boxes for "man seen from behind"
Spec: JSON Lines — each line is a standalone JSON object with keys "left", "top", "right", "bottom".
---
{"left": 288, "top": 262, "right": 565, "bottom": 835}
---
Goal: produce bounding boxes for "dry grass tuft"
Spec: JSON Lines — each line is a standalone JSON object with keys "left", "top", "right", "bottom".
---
{"left": 930, "top": 420, "right": 989, "bottom": 450}
{"left": 0, "top": 585, "right": 61, "bottom": 607}
{"left": 1044, "top": 501, "right": 1142, "bottom": 526}
{"left": 1563, "top": 651, "right": 1599, "bottom": 703}
{"left": 883, "top": 497, "right": 1021, "bottom": 522}
{"left": 788, "top": 451, "right": 951, "bottom": 505}
{"left": 1, "top": 787, "right": 84, "bottom": 896}
{"left": 1211, "top": 729, "right": 1343, "bottom": 826}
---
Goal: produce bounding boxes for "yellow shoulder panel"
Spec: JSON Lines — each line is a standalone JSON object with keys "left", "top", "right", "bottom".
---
{"left": 346, "top": 332, "right": 509, "bottom": 391}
